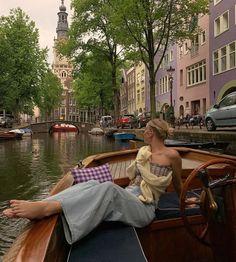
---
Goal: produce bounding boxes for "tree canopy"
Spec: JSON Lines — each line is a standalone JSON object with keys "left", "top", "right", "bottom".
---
{"left": 0, "top": 8, "right": 48, "bottom": 116}
{"left": 73, "top": 51, "right": 114, "bottom": 115}
{"left": 37, "top": 69, "right": 63, "bottom": 120}
{"left": 58, "top": 0, "right": 125, "bottom": 117}
{"left": 108, "top": 0, "right": 209, "bottom": 118}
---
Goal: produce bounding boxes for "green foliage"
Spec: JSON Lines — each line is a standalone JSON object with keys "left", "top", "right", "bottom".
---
{"left": 0, "top": 8, "right": 48, "bottom": 116}
{"left": 37, "top": 70, "right": 63, "bottom": 118}
{"left": 108, "top": 0, "right": 209, "bottom": 118}
{"left": 57, "top": 0, "right": 125, "bottom": 116}
{"left": 73, "top": 51, "right": 113, "bottom": 113}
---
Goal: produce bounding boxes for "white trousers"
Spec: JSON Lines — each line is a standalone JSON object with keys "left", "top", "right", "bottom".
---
{"left": 47, "top": 180, "right": 156, "bottom": 244}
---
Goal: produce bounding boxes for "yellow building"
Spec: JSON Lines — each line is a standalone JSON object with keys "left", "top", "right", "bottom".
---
{"left": 135, "top": 62, "right": 146, "bottom": 114}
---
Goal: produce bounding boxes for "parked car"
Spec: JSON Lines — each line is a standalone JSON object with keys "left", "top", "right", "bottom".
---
{"left": 116, "top": 114, "right": 138, "bottom": 129}
{"left": 0, "top": 116, "right": 14, "bottom": 128}
{"left": 137, "top": 112, "right": 151, "bottom": 128}
{"left": 205, "top": 91, "right": 236, "bottom": 131}
{"left": 99, "top": 116, "right": 113, "bottom": 128}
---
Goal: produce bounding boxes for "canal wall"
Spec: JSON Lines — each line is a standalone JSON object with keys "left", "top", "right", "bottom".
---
{"left": 113, "top": 127, "right": 236, "bottom": 154}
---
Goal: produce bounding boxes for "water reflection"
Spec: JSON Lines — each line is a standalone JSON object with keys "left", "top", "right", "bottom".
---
{"left": 0, "top": 133, "right": 129, "bottom": 258}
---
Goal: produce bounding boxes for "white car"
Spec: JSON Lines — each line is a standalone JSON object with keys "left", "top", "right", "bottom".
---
{"left": 205, "top": 91, "right": 236, "bottom": 131}
{"left": 99, "top": 116, "right": 113, "bottom": 128}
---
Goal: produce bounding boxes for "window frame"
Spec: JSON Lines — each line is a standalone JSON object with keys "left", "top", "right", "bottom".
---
{"left": 214, "top": 10, "right": 229, "bottom": 37}
{"left": 186, "top": 60, "right": 206, "bottom": 87}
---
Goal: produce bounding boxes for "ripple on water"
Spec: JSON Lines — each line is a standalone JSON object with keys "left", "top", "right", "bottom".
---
{"left": 0, "top": 201, "right": 30, "bottom": 257}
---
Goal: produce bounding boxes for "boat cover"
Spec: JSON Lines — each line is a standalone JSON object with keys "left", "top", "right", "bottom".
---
{"left": 67, "top": 222, "right": 147, "bottom": 262}
{"left": 156, "top": 190, "right": 201, "bottom": 220}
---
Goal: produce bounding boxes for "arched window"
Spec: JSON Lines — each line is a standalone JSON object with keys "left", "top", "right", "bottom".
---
{"left": 61, "top": 71, "right": 67, "bottom": 78}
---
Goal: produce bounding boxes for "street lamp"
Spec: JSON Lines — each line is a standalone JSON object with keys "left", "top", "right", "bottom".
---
{"left": 166, "top": 65, "right": 175, "bottom": 107}
{"left": 166, "top": 66, "right": 175, "bottom": 127}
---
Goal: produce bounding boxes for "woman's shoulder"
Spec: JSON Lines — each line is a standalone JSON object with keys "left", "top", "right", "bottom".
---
{"left": 165, "top": 147, "right": 181, "bottom": 160}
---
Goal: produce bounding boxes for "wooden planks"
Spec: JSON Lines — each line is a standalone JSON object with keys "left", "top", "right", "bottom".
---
{"left": 109, "top": 160, "right": 133, "bottom": 179}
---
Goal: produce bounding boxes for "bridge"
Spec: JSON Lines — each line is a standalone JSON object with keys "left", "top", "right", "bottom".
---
{"left": 31, "top": 120, "right": 94, "bottom": 133}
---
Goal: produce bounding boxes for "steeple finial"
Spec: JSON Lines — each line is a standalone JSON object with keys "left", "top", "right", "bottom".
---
{"left": 57, "top": 0, "right": 68, "bottom": 39}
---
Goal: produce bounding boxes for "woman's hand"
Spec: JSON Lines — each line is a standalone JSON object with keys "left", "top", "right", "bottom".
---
{"left": 185, "top": 197, "right": 200, "bottom": 208}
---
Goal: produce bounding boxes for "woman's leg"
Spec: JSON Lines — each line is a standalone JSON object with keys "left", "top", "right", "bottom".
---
{"left": 51, "top": 181, "right": 155, "bottom": 244}
{"left": 3, "top": 200, "right": 61, "bottom": 219}
{"left": 3, "top": 180, "right": 155, "bottom": 244}
{"left": 3, "top": 180, "right": 100, "bottom": 219}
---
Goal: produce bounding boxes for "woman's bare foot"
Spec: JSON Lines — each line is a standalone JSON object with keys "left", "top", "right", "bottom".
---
{"left": 3, "top": 200, "right": 62, "bottom": 220}
{"left": 2, "top": 208, "right": 18, "bottom": 218}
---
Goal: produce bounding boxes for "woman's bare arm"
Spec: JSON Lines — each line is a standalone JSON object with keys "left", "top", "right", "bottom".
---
{"left": 170, "top": 150, "right": 183, "bottom": 196}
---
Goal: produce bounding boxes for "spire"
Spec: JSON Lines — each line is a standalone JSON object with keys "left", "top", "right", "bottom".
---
{"left": 56, "top": 0, "right": 68, "bottom": 39}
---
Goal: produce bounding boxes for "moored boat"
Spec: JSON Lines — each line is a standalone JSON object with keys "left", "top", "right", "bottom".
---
{"left": 51, "top": 124, "right": 77, "bottom": 132}
{"left": 0, "top": 131, "right": 23, "bottom": 140}
{"left": 113, "top": 132, "right": 136, "bottom": 140}
{"left": 3, "top": 147, "right": 236, "bottom": 261}
{"left": 88, "top": 127, "right": 104, "bottom": 135}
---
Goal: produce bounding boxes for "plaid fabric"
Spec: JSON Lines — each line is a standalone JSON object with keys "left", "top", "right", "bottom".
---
{"left": 71, "top": 163, "right": 112, "bottom": 184}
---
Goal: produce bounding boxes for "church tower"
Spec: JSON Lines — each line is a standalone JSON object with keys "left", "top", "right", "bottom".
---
{"left": 52, "top": 0, "right": 80, "bottom": 122}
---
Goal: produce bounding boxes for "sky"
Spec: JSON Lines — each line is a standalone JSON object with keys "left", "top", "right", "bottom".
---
{"left": 0, "top": 0, "right": 72, "bottom": 64}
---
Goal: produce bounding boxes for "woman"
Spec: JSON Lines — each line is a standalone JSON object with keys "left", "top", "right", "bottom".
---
{"left": 3, "top": 119, "right": 182, "bottom": 244}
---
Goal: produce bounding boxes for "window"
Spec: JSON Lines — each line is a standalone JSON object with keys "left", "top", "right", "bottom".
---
{"left": 180, "top": 70, "right": 183, "bottom": 86}
{"left": 229, "top": 42, "right": 236, "bottom": 69}
{"left": 200, "top": 30, "right": 206, "bottom": 45}
{"left": 214, "top": 11, "right": 229, "bottom": 37}
{"left": 213, "top": 51, "right": 219, "bottom": 74}
{"left": 137, "top": 90, "right": 140, "bottom": 103}
{"left": 187, "top": 60, "right": 206, "bottom": 86}
{"left": 158, "top": 76, "right": 169, "bottom": 95}
{"left": 61, "top": 71, "right": 67, "bottom": 78}
{"left": 169, "top": 50, "right": 174, "bottom": 61}
{"left": 214, "top": 0, "right": 222, "bottom": 5}
{"left": 179, "top": 45, "right": 183, "bottom": 58}
{"left": 235, "top": 5, "right": 236, "bottom": 24}
{"left": 213, "top": 41, "right": 236, "bottom": 75}
{"left": 191, "top": 34, "right": 199, "bottom": 56}
{"left": 137, "top": 73, "right": 140, "bottom": 85}
{"left": 184, "top": 42, "right": 189, "bottom": 55}
{"left": 221, "top": 47, "right": 227, "bottom": 72}
{"left": 141, "top": 87, "right": 145, "bottom": 102}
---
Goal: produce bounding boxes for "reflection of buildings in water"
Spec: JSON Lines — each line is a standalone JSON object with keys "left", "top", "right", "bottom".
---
{"left": 32, "top": 139, "right": 40, "bottom": 159}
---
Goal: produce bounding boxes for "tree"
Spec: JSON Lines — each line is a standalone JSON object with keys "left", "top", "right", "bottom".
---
{"left": 109, "top": 0, "right": 209, "bottom": 118}
{"left": 0, "top": 8, "right": 48, "bottom": 117}
{"left": 58, "top": 0, "right": 124, "bottom": 118}
{"left": 73, "top": 51, "right": 114, "bottom": 115}
{"left": 36, "top": 70, "right": 63, "bottom": 120}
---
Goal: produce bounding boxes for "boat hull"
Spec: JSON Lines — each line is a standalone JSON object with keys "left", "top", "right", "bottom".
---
{"left": 0, "top": 132, "right": 23, "bottom": 140}
{"left": 113, "top": 132, "right": 136, "bottom": 140}
{"left": 3, "top": 147, "right": 236, "bottom": 262}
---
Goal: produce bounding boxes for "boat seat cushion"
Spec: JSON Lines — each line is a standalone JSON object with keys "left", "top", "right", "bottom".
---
{"left": 68, "top": 222, "right": 147, "bottom": 262}
{"left": 156, "top": 190, "right": 201, "bottom": 220}
{"left": 71, "top": 163, "right": 112, "bottom": 184}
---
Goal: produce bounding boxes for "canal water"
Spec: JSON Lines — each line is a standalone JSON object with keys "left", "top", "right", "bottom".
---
{"left": 0, "top": 132, "right": 130, "bottom": 259}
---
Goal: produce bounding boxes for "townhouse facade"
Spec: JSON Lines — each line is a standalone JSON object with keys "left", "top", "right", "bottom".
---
{"left": 154, "top": 45, "right": 177, "bottom": 117}
{"left": 135, "top": 62, "right": 146, "bottom": 114}
{"left": 126, "top": 67, "right": 136, "bottom": 115}
{"left": 120, "top": 69, "right": 128, "bottom": 115}
{"left": 176, "top": 14, "right": 210, "bottom": 117}
{"left": 120, "top": 1, "right": 236, "bottom": 120}
{"left": 210, "top": 0, "right": 236, "bottom": 104}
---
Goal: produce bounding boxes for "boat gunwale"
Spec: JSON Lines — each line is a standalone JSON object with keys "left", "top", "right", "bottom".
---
{"left": 3, "top": 147, "right": 236, "bottom": 262}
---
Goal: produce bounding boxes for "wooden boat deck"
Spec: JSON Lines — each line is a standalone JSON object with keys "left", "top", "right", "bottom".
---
{"left": 3, "top": 147, "right": 236, "bottom": 262}
{"left": 109, "top": 157, "right": 221, "bottom": 180}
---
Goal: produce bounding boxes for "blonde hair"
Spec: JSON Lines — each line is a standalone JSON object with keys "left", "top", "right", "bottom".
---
{"left": 147, "top": 119, "right": 172, "bottom": 140}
